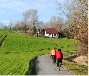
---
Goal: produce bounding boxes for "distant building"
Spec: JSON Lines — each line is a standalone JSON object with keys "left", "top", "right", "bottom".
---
{"left": 45, "top": 28, "right": 58, "bottom": 38}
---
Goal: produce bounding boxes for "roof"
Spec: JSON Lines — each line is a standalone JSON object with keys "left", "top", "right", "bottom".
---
{"left": 46, "top": 28, "right": 58, "bottom": 34}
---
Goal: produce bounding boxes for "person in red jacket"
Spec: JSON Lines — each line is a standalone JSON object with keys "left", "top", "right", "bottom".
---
{"left": 56, "top": 49, "right": 63, "bottom": 67}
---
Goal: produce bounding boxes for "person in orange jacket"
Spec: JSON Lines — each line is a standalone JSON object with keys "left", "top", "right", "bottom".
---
{"left": 56, "top": 49, "right": 63, "bottom": 67}
{"left": 50, "top": 48, "right": 56, "bottom": 63}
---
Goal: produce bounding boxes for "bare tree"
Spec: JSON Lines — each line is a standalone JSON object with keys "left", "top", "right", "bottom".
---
{"left": 20, "top": 21, "right": 29, "bottom": 34}
{"left": 14, "top": 21, "right": 21, "bottom": 30}
{"left": 22, "top": 9, "right": 38, "bottom": 34}
{"left": 0, "top": 23, "right": 4, "bottom": 29}
{"left": 23, "top": 9, "right": 38, "bottom": 25}
{"left": 50, "top": 16, "right": 64, "bottom": 32}
{"left": 45, "top": 16, "right": 64, "bottom": 33}
{"left": 67, "top": 0, "right": 88, "bottom": 56}
{"left": 58, "top": 0, "right": 88, "bottom": 56}
{"left": 8, "top": 20, "right": 14, "bottom": 31}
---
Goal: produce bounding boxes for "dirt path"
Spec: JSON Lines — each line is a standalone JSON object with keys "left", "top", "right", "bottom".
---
{"left": 35, "top": 54, "right": 74, "bottom": 75}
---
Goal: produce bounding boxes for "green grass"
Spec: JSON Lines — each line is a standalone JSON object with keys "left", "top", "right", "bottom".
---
{"left": 0, "top": 52, "right": 32, "bottom": 75}
{"left": 63, "top": 52, "right": 88, "bottom": 75}
{"left": 63, "top": 60, "right": 88, "bottom": 75}
{"left": 0, "top": 29, "right": 9, "bottom": 34}
{"left": 0, "top": 30, "right": 87, "bottom": 75}
{"left": 1, "top": 33, "right": 78, "bottom": 53}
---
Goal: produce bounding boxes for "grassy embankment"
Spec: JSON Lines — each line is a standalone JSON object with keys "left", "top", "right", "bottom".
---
{"left": 0, "top": 30, "right": 88, "bottom": 75}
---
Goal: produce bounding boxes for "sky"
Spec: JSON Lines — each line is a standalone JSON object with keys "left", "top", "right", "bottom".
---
{"left": 0, "top": 0, "right": 68, "bottom": 25}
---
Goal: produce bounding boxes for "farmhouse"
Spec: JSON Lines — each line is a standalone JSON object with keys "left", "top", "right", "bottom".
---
{"left": 45, "top": 28, "right": 58, "bottom": 38}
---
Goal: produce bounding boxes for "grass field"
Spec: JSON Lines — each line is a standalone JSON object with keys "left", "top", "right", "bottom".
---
{"left": 0, "top": 30, "right": 87, "bottom": 75}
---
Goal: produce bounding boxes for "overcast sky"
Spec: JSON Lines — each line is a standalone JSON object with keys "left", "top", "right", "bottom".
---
{"left": 0, "top": 0, "right": 68, "bottom": 25}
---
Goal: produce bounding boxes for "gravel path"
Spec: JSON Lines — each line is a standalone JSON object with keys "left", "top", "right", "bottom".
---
{"left": 35, "top": 54, "right": 74, "bottom": 75}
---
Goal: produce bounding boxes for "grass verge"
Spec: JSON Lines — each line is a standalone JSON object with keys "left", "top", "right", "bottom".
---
{"left": 63, "top": 52, "right": 88, "bottom": 75}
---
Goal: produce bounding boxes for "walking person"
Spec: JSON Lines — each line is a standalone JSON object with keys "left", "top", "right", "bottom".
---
{"left": 50, "top": 48, "right": 56, "bottom": 64}
{"left": 56, "top": 49, "right": 63, "bottom": 67}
